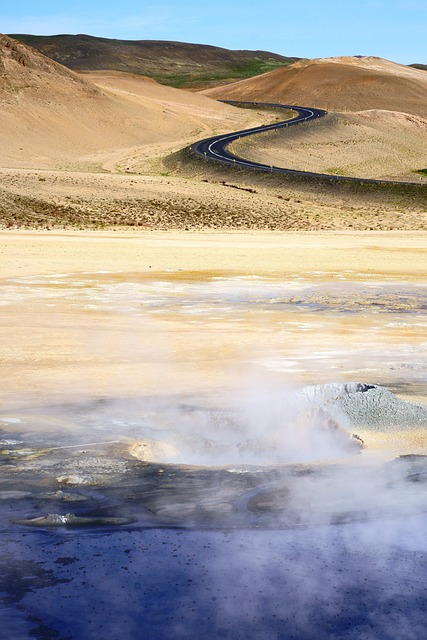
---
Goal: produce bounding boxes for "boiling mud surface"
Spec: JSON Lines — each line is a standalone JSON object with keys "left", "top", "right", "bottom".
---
{"left": 1, "top": 271, "right": 427, "bottom": 638}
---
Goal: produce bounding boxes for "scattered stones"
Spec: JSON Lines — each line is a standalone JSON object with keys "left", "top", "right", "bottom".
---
{"left": 41, "top": 490, "right": 88, "bottom": 502}
{"left": 15, "top": 513, "right": 132, "bottom": 527}
{"left": 56, "top": 474, "right": 94, "bottom": 486}
{"left": 0, "top": 490, "right": 32, "bottom": 500}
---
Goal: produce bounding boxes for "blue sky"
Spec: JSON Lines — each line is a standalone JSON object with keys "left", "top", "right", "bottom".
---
{"left": 1, "top": 0, "right": 426, "bottom": 64}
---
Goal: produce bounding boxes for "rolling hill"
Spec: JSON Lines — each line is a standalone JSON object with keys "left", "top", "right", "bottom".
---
{"left": 0, "top": 34, "right": 268, "bottom": 170}
{"left": 203, "top": 56, "right": 427, "bottom": 119}
{"left": 9, "top": 34, "right": 299, "bottom": 89}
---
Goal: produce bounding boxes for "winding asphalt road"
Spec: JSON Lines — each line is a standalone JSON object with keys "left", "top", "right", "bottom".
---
{"left": 194, "top": 101, "right": 326, "bottom": 173}
{"left": 191, "top": 101, "right": 425, "bottom": 186}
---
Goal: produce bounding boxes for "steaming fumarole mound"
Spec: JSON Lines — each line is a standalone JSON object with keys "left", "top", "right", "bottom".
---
{"left": 128, "top": 387, "right": 362, "bottom": 467}
{"left": 129, "top": 384, "right": 427, "bottom": 466}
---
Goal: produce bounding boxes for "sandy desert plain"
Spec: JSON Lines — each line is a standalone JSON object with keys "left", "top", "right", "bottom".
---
{"left": 1, "top": 35, "right": 427, "bottom": 639}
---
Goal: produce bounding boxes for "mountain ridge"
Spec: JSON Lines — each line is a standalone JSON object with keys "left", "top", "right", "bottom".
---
{"left": 9, "top": 34, "right": 299, "bottom": 89}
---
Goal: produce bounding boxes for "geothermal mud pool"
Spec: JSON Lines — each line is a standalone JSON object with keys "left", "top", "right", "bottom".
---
{"left": 1, "top": 271, "right": 427, "bottom": 638}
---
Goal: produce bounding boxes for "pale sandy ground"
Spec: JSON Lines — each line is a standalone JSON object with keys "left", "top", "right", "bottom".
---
{"left": 1, "top": 229, "right": 426, "bottom": 279}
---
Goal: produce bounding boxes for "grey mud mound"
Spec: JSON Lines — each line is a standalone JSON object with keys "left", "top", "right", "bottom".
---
{"left": 302, "top": 382, "right": 427, "bottom": 431}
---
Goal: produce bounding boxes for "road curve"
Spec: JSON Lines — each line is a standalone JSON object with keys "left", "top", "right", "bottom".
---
{"left": 193, "top": 101, "right": 326, "bottom": 174}
{"left": 191, "top": 101, "right": 426, "bottom": 187}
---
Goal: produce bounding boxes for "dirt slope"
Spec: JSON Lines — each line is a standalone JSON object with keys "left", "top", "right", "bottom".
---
{"left": 0, "top": 35, "right": 270, "bottom": 170}
{"left": 204, "top": 56, "right": 427, "bottom": 119}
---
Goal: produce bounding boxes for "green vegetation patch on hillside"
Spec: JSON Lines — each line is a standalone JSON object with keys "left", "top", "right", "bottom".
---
{"left": 156, "top": 58, "right": 290, "bottom": 88}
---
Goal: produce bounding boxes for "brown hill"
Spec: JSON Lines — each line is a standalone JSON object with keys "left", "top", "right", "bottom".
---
{"left": 0, "top": 35, "right": 269, "bottom": 170}
{"left": 203, "top": 56, "right": 427, "bottom": 119}
{"left": 9, "top": 34, "right": 299, "bottom": 89}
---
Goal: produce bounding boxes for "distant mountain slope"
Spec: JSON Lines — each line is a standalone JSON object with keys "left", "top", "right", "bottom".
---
{"left": 204, "top": 56, "right": 427, "bottom": 119}
{"left": 9, "top": 34, "right": 299, "bottom": 89}
{"left": 410, "top": 63, "right": 427, "bottom": 71}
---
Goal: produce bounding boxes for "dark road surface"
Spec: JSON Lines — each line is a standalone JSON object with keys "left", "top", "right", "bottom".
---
{"left": 194, "top": 101, "right": 327, "bottom": 172}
